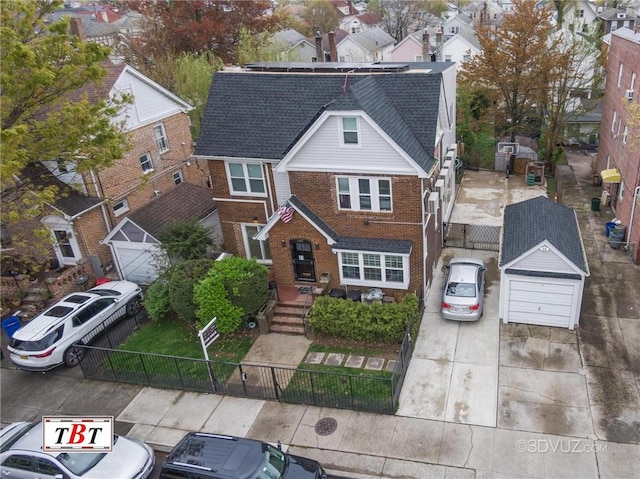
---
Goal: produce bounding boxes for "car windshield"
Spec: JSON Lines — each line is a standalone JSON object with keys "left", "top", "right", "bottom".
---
{"left": 9, "top": 325, "right": 64, "bottom": 351}
{"left": 56, "top": 436, "right": 117, "bottom": 475}
{"left": 446, "top": 282, "right": 476, "bottom": 298}
{"left": 253, "top": 444, "right": 286, "bottom": 479}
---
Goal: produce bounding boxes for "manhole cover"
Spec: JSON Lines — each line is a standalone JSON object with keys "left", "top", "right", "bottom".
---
{"left": 314, "top": 417, "right": 338, "bottom": 436}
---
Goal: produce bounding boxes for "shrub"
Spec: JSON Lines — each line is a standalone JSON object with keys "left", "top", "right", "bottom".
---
{"left": 194, "top": 257, "right": 268, "bottom": 333}
{"left": 169, "top": 259, "right": 214, "bottom": 324}
{"left": 158, "top": 220, "right": 216, "bottom": 261}
{"left": 308, "top": 294, "right": 420, "bottom": 343}
{"left": 143, "top": 279, "right": 171, "bottom": 321}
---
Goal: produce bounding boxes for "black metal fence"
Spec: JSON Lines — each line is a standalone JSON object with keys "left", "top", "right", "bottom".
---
{"left": 78, "top": 316, "right": 416, "bottom": 414}
{"left": 445, "top": 223, "right": 501, "bottom": 251}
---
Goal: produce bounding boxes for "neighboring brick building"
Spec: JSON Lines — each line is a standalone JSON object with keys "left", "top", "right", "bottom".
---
{"left": 2, "top": 62, "right": 213, "bottom": 280}
{"left": 596, "top": 28, "right": 640, "bottom": 263}
{"left": 194, "top": 62, "right": 458, "bottom": 306}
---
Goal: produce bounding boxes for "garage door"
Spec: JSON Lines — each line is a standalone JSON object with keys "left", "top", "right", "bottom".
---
{"left": 507, "top": 279, "right": 577, "bottom": 328}
{"left": 112, "top": 242, "right": 161, "bottom": 285}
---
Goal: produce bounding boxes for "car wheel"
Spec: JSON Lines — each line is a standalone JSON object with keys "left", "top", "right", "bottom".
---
{"left": 126, "top": 297, "right": 142, "bottom": 316}
{"left": 64, "top": 345, "right": 84, "bottom": 368}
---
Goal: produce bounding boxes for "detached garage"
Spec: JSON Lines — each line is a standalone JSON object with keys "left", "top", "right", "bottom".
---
{"left": 102, "top": 183, "right": 220, "bottom": 284}
{"left": 499, "top": 196, "right": 589, "bottom": 330}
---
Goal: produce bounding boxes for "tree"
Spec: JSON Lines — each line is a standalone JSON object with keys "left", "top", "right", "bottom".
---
{"left": 302, "top": 0, "right": 341, "bottom": 35}
{"left": 158, "top": 220, "right": 217, "bottom": 262}
{"left": 123, "top": 0, "right": 283, "bottom": 64}
{"left": 1, "top": 1, "right": 130, "bottom": 225}
{"left": 169, "top": 259, "right": 215, "bottom": 324}
{"left": 369, "top": 0, "right": 447, "bottom": 42}
{"left": 237, "top": 26, "right": 302, "bottom": 65}
{"left": 460, "top": 0, "right": 557, "bottom": 142}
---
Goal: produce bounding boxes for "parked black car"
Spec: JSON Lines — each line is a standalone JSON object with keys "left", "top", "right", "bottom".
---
{"left": 159, "top": 433, "right": 326, "bottom": 479}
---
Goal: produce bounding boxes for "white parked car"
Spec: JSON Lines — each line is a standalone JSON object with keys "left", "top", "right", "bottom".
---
{"left": 0, "top": 421, "right": 154, "bottom": 479}
{"left": 441, "top": 258, "right": 486, "bottom": 321}
{"left": 7, "top": 280, "right": 142, "bottom": 371}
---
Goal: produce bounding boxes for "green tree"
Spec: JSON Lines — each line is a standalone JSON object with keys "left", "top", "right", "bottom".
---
{"left": 194, "top": 257, "right": 268, "bottom": 333}
{"left": 369, "top": 0, "right": 447, "bottom": 41}
{"left": 1, "top": 0, "right": 131, "bottom": 222}
{"left": 169, "top": 259, "right": 215, "bottom": 324}
{"left": 303, "top": 0, "right": 341, "bottom": 35}
{"left": 158, "top": 220, "right": 216, "bottom": 262}
{"left": 460, "top": 0, "right": 557, "bottom": 141}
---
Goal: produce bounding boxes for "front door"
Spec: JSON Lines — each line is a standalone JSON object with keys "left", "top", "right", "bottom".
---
{"left": 291, "top": 240, "right": 316, "bottom": 282}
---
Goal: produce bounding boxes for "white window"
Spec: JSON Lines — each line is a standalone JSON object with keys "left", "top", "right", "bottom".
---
{"left": 242, "top": 224, "right": 272, "bottom": 264}
{"left": 173, "top": 170, "right": 183, "bottom": 185}
{"left": 617, "top": 62, "right": 624, "bottom": 87}
{"left": 415, "top": 55, "right": 424, "bottom": 62}
{"left": 139, "top": 153, "right": 153, "bottom": 173}
{"left": 341, "top": 117, "right": 359, "bottom": 145}
{"left": 611, "top": 110, "right": 617, "bottom": 133}
{"left": 153, "top": 124, "right": 169, "bottom": 152}
{"left": 337, "top": 177, "right": 392, "bottom": 212}
{"left": 226, "top": 162, "right": 266, "bottom": 196}
{"left": 338, "top": 251, "right": 409, "bottom": 288}
{"left": 631, "top": 73, "right": 636, "bottom": 91}
{"left": 623, "top": 125, "right": 628, "bottom": 144}
{"left": 113, "top": 199, "right": 129, "bottom": 216}
{"left": 445, "top": 55, "right": 452, "bottom": 62}
{"left": 619, "top": 178, "right": 625, "bottom": 200}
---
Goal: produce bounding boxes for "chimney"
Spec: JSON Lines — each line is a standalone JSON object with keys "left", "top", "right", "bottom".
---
{"left": 422, "top": 30, "right": 430, "bottom": 62}
{"left": 328, "top": 31, "right": 338, "bottom": 62}
{"left": 315, "top": 31, "right": 323, "bottom": 62}
{"left": 436, "top": 25, "right": 443, "bottom": 62}
{"left": 69, "top": 17, "right": 84, "bottom": 38}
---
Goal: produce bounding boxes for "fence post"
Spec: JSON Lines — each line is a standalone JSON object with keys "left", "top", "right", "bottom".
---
{"left": 139, "top": 353, "right": 150, "bottom": 385}
{"left": 270, "top": 367, "right": 280, "bottom": 401}
{"left": 175, "top": 357, "right": 185, "bottom": 389}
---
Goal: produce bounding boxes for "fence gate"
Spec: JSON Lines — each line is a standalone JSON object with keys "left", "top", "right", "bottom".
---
{"left": 445, "top": 223, "right": 501, "bottom": 251}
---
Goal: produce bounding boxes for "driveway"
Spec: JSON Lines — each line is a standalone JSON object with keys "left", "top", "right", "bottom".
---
{"left": 400, "top": 164, "right": 640, "bottom": 445}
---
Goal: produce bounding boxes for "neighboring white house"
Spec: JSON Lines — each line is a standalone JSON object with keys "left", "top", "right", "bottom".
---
{"left": 336, "top": 27, "right": 396, "bottom": 62}
{"left": 442, "top": 13, "right": 473, "bottom": 39}
{"left": 271, "top": 29, "right": 317, "bottom": 62}
{"left": 441, "top": 25, "right": 481, "bottom": 66}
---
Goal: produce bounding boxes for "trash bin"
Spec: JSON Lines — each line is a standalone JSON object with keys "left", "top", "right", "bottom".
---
{"left": 346, "top": 290, "right": 361, "bottom": 302}
{"left": 605, "top": 221, "right": 616, "bottom": 237}
{"left": 1, "top": 316, "right": 22, "bottom": 339}
{"left": 610, "top": 229, "right": 625, "bottom": 249}
{"left": 329, "top": 288, "right": 346, "bottom": 299}
{"left": 591, "top": 197, "right": 601, "bottom": 211}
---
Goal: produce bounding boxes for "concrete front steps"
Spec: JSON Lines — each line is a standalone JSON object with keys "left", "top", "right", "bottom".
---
{"left": 270, "top": 302, "right": 308, "bottom": 335}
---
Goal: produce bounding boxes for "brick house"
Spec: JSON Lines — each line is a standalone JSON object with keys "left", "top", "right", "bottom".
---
{"left": 596, "top": 28, "right": 640, "bottom": 264}
{"left": 194, "top": 62, "right": 457, "bottom": 306}
{"left": 2, "top": 62, "right": 213, "bottom": 282}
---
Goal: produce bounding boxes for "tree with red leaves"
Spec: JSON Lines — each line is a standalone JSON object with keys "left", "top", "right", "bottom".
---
{"left": 123, "top": 0, "right": 284, "bottom": 64}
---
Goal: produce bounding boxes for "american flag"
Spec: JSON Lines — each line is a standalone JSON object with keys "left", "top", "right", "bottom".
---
{"left": 278, "top": 205, "right": 295, "bottom": 223}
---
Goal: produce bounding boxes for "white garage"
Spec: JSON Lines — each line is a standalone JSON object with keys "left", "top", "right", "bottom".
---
{"left": 102, "top": 183, "right": 220, "bottom": 285}
{"left": 499, "top": 197, "right": 589, "bottom": 330}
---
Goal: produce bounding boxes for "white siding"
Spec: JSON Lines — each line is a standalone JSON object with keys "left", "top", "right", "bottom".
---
{"left": 113, "top": 70, "right": 187, "bottom": 130}
{"left": 273, "top": 169, "right": 292, "bottom": 206}
{"left": 507, "top": 279, "right": 576, "bottom": 328}
{"left": 285, "top": 115, "right": 416, "bottom": 174}
{"left": 510, "top": 248, "right": 577, "bottom": 274}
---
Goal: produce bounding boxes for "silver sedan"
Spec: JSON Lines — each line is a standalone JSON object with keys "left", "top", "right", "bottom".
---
{"left": 441, "top": 258, "right": 486, "bottom": 321}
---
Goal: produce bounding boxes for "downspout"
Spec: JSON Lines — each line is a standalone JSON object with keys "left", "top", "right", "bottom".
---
{"left": 626, "top": 186, "right": 640, "bottom": 249}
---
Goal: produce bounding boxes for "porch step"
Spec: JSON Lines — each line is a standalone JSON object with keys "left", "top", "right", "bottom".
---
{"left": 21, "top": 287, "right": 48, "bottom": 308}
{"left": 273, "top": 304, "right": 307, "bottom": 316}
{"left": 270, "top": 321, "right": 306, "bottom": 335}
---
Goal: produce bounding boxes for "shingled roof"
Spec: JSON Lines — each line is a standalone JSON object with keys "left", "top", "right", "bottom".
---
{"left": 500, "top": 196, "right": 587, "bottom": 273}
{"left": 127, "top": 183, "right": 216, "bottom": 239}
{"left": 194, "top": 67, "right": 443, "bottom": 174}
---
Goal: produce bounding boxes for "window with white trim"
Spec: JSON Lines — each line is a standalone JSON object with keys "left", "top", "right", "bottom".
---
{"left": 445, "top": 55, "right": 452, "bottom": 62}
{"left": 623, "top": 125, "right": 628, "bottom": 144}
{"left": 611, "top": 110, "right": 617, "bottom": 132}
{"left": 341, "top": 117, "right": 359, "bottom": 145}
{"left": 578, "top": 9, "right": 584, "bottom": 17}
{"left": 113, "top": 199, "right": 129, "bottom": 216}
{"left": 337, "top": 177, "right": 392, "bottom": 212}
{"left": 139, "top": 153, "right": 153, "bottom": 173}
{"left": 338, "top": 251, "right": 409, "bottom": 288}
{"left": 619, "top": 178, "right": 625, "bottom": 200}
{"left": 415, "top": 55, "right": 424, "bottom": 62}
{"left": 173, "top": 170, "right": 183, "bottom": 185}
{"left": 631, "top": 72, "right": 636, "bottom": 91}
{"left": 153, "top": 124, "right": 169, "bottom": 152}
{"left": 226, "top": 162, "right": 266, "bottom": 196}
{"left": 242, "top": 224, "right": 272, "bottom": 263}
{"left": 617, "top": 62, "right": 624, "bottom": 87}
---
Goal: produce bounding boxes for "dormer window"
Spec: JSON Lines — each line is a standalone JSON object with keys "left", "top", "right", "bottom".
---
{"left": 341, "top": 117, "right": 359, "bottom": 145}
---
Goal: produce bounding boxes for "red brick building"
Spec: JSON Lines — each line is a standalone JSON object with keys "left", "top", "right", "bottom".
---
{"left": 194, "top": 62, "right": 458, "bottom": 305}
{"left": 596, "top": 28, "right": 640, "bottom": 263}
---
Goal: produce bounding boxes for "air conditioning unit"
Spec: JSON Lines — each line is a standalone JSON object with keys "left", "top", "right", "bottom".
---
{"left": 625, "top": 89, "right": 634, "bottom": 100}
{"left": 439, "top": 167, "right": 450, "bottom": 181}
{"left": 601, "top": 190, "right": 610, "bottom": 206}
{"left": 435, "top": 178, "right": 445, "bottom": 194}
{"left": 427, "top": 191, "right": 439, "bottom": 214}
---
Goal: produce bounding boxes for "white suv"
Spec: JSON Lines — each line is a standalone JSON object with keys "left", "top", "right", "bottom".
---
{"left": 7, "top": 280, "right": 142, "bottom": 371}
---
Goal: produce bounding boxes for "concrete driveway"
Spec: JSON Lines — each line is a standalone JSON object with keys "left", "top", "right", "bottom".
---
{"left": 400, "top": 163, "right": 640, "bottom": 445}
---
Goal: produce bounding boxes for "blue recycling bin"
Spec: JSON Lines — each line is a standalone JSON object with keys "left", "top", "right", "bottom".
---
{"left": 1, "top": 315, "right": 22, "bottom": 339}
{"left": 605, "top": 221, "right": 616, "bottom": 237}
